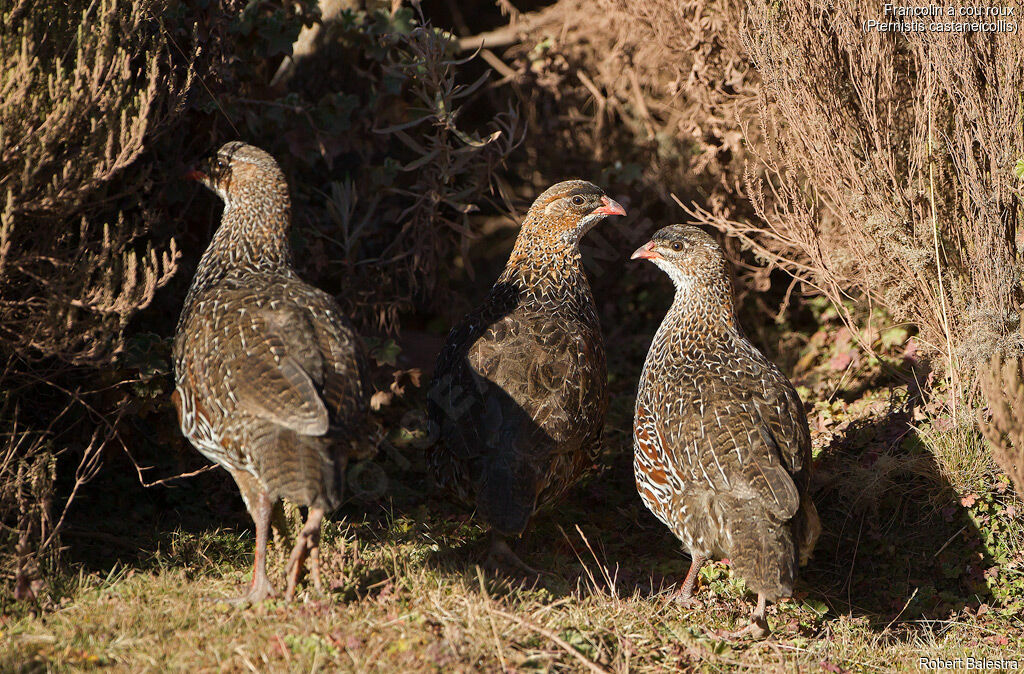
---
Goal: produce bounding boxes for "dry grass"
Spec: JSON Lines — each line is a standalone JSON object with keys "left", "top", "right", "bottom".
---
{"left": 2, "top": 516, "right": 1021, "bottom": 672}
{"left": 917, "top": 422, "right": 998, "bottom": 497}
{"left": 4, "top": 332, "right": 1023, "bottom": 671}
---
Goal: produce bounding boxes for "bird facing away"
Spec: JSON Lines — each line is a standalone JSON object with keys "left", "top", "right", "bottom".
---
{"left": 173, "top": 142, "right": 371, "bottom": 602}
{"left": 631, "top": 225, "right": 819, "bottom": 638}
{"left": 428, "top": 180, "right": 626, "bottom": 570}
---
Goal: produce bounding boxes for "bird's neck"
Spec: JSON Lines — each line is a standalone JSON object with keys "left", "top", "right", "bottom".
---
{"left": 499, "top": 224, "right": 594, "bottom": 310}
{"left": 189, "top": 191, "right": 294, "bottom": 295}
{"left": 656, "top": 274, "right": 741, "bottom": 354}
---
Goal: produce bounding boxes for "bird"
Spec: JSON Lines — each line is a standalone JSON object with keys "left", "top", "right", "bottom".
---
{"left": 428, "top": 180, "right": 626, "bottom": 571}
{"left": 630, "top": 225, "right": 819, "bottom": 638}
{"left": 172, "top": 141, "right": 371, "bottom": 602}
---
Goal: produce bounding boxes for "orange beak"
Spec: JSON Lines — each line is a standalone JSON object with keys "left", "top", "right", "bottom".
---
{"left": 631, "top": 240, "right": 661, "bottom": 260}
{"left": 185, "top": 169, "right": 206, "bottom": 182}
{"left": 592, "top": 195, "right": 626, "bottom": 217}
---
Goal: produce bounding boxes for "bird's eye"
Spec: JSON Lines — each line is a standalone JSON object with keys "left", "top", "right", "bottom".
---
{"left": 571, "top": 195, "right": 585, "bottom": 206}
{"left": 215, "top": 159, "right": 227, "bottom": 171}
{"left": 671, "top": 241, "right": 684, "bottom": 252}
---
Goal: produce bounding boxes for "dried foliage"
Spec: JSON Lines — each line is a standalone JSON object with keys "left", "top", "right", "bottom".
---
{"left": 0, "top": 0, "right": 192, "bottom": 365}
{"left": 980, "top": 355, "right": 1024, "bottom": 498}
{"left": 0, "top": 388, "right": 115, "bottom": 600}
{"left": 688, "top": 0, "right": 1024, "bottom": 388}
{"left": 504, "top": 0, "right": 755, "bottom": 211}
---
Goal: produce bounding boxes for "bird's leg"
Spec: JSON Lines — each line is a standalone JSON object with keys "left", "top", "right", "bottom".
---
{"left": 284, "top": 506, "right": 325, "bottom": 600}
{"left": 308, "top": 543, "right": 322, "bottom": 592}
{"left": 670, "top": 552, "right": 707, "bottom": 608}
{"left": 485, "top": 531, "right": 543, "bottom": 577}
{"left": 306, "top": 508, "right": 324, "bottom": 592}
{"left": 225, "top": 489, "right": 276, "bottom": 604}
{"left": 723, "top": 593, "right": 770, "bottom": 640}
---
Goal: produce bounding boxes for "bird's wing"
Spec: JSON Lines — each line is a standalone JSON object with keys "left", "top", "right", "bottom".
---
{"left": 430, "top": 309, "right": 549, "bottom": 466}
{"left": 470, "top": 311, "right": 599, "bottom": 448}
{"left": 430, "top": 283, "right": 523, "bottom": 463}
{"left": 633, "top": 400, "right": 677, "bottom": 509}
{"left": 750, "top": 357, "right": 811, "bottom": 478}
{"left": 301, "top": 288, "right": 369, "bottom": 430}
{"left": 660, "top": 368, "right": 801, "bottom": 520}
{"left": 428, "top": 282, "right": 604, "bottom": 531}
{"left": 215, "top": 289, "right": 330, "bottom": 436}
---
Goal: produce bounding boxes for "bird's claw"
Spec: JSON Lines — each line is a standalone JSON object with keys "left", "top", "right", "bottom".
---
{"left": 485, "top": 536, "right": 548, "bottom": 578}
{"left": 717, "top": 617, "right": 770, "bottom": 640}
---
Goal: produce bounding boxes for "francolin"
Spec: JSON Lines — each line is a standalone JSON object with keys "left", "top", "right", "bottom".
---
{"left": 173, "top": 142, "right": 371, "bottom": 602}
{"left": 428, "top": 180, "right": 625, "bottom": 571}
{"left": 632, "top": 225, "right": 819, "bottom": 638}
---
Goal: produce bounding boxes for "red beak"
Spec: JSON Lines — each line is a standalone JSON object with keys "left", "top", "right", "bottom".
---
{"left": 631, "top": 240, "right": 661, "bottom": 260}
{"left": 592, "top": 195, "right": 626, "bottom": 217}
{"left": 185, "top": 169, "right": 206, "bottom": 182}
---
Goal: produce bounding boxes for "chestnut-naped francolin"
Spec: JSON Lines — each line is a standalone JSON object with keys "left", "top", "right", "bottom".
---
{"left": 631, "top": 225, "right": 819, "bottom": 638}
{"left": 428, "top": 180, "right": 626, "bottom": 570}
{"left": 173, "top": 142, "right": 372, "bottom": 602}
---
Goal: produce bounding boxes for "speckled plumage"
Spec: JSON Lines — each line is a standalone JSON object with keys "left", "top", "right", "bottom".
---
{"left": 632, "top": 225, "right": 819, "bottom": 633}
{"left": 173, "top": 142, "right": 371, "bottom": 601}
{"left": 428, "top": 181, "right": 624, "bottom": 556}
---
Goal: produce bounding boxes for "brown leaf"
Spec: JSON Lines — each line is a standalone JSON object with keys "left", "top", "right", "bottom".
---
{"left": 370, "top": 390, "right": 393, "bottom": 411}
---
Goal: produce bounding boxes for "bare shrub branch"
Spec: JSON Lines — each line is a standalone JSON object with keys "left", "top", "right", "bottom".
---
{"left": 692, "top": 0, "right": 1024, "bottom": 392}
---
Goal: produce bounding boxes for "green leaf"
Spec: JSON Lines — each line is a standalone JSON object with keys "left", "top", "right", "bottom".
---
{"left": 801, "top": 599, "right": 829, "bottom": 617}
{"left": 368, "top": 338, "right": 402, "bottom": 366}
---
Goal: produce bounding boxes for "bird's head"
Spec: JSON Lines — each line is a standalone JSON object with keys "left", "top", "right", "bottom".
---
{"left": 186, "top": 142, "right": 286, "bottom": 208}
{"left": 631, "top": 225, "right": 726, "bottom": 290}
{"left": 524, "top": 180, "right": 626, "bottom": 243}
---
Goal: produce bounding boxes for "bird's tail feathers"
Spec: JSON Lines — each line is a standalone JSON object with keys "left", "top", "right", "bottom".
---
{"left": 258, "top": 429, "right": 339, "bottom": 510}
{"left": 727, "top": 505, "right": 797, "bottom": 602}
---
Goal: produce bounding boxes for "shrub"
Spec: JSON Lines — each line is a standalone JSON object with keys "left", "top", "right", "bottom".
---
{"left": 0, "top": 0, "right": 229, "bottom": 597}
{"left": 218, "top": 7, "right": 521, "bottom": 329}
{"left": 0, "top": 0, "right": 190, "bottom": 365}
{"left": 689, "top": 0, "right": 1024, "bottom": 397}
{"left": 503, "top": 0, "right": 756, "bottom": 224}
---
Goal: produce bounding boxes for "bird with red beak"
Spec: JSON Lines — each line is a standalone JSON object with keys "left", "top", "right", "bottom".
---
{"left": 630, "top": 224, "right": 820, "bottom": 640}
{"left": 428, "top": 180, "right": 625, "bottom": 574}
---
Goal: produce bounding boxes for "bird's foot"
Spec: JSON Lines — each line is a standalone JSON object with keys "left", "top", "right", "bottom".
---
{"left": 485, "top": 536, "right": 546, "bottom": 578}
{"left": 671, "top": 592, "right": 704, "bottom": 609}
{"left": 208, "top": 577, "right": 276, "bottom": 606}
{"left": 718, "top": 616, "right": 770, "bottom": 640}
{"left": 283, "top": 507, "right": 326, "bottom": 601}
{"left": 284, "top": 538, "right": 311, "bottom": 601}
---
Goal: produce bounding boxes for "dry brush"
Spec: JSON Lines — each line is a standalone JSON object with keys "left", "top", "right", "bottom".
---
{"left": 691, "top": 0, "right": 1024, "bottom": 391}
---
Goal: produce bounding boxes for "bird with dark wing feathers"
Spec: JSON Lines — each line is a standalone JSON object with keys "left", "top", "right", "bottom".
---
{"left": 173, "top": 142, "right": 372, "bottom": 602}
{"left": 631, "top": 225, "right": 819, "bottom": 638}
{"left": 428, "top": 180, "right": 626, "bottom": 571}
